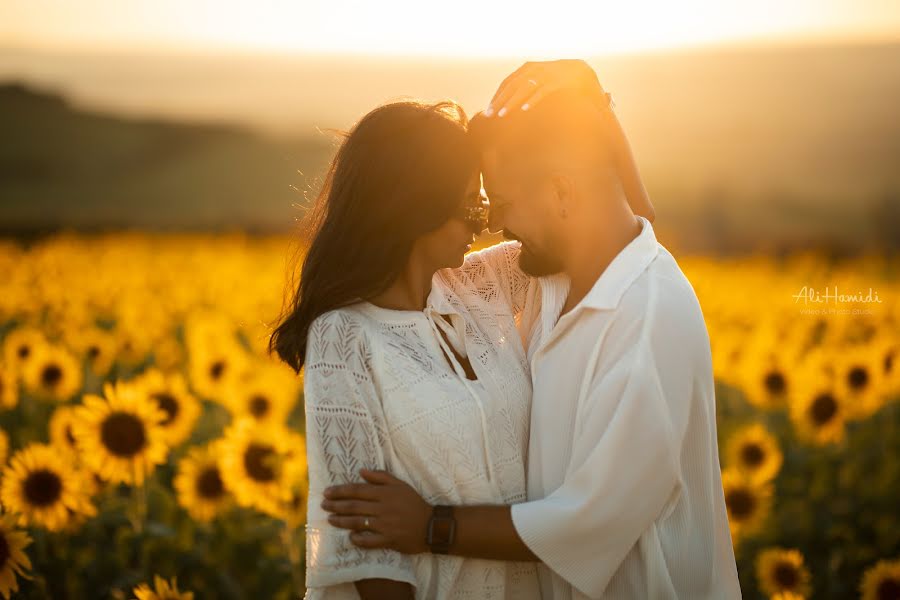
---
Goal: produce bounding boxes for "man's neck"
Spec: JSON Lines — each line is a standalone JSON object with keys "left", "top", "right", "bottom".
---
{"left": 560, "top": 213, "right": 642, "bottom": 316}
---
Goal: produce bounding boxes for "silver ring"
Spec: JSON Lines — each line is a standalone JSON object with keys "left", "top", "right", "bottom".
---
{"left": 363, "top": 517, "right": 371, "bottom": 530}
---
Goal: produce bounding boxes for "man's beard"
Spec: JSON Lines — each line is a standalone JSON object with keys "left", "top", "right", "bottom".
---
{"left": 518, "top": 242, "right": 564, "bottom": 277}
{"left": 504, "top": 230, "right": 563, "bottom": 277}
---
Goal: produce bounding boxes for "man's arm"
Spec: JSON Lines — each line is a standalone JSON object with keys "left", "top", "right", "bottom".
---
{"left": 323, "top": 325, "right": 687, "bottom": 597}
{"left": 322, "top": 469, "right": 538, "bottom": 561}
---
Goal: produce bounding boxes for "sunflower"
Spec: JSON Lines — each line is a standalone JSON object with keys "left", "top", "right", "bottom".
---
{"left": 112, "top": 326, "right": 154, "bottom": 369}
{"left": 152, "top": 336, "right": 185, "bottom": 372}
{"left": 1, "top": 327, "right": 45, "bottom": 374}
{"left": 791, "top": 384, "right": 848, "bottom": 446}
{"left": 710, "top": 332, "right": 747, "bottom": 387}
{"left": 0, "top": 365, "right": 17, "bottom": 410}
{"left": 725, "top": 423, "right": 783, "bottom": 485}
{"left": 860, "top": 557, "right": 900, "bottom": 600}
{"left": 218, "top": 418, "right": 306, "bottom": 517}
{"left": 871, "top": 335, "right": 900, "bottom": 396}
{"left": 21, "top": 342, "right": 83, "bottom": 402}
{"left": 740, "top": 347, "right": 793, "bottom": 411}
{"left": 721, "top": 468, "right": 772, "bottom": 543}
{"left": 71, "top": 380, "right": 168, "bottom": 485}
{"left": 174, "top": 443, "right": 231, "bottom": 522}
{"left": 66, "top": 326, "right": 117, "bottom": 378}
{"left": 187, "top": 342, "right": 248, "bottom": 403}
{"left": 222, "top": 363, "right": 299, "bottom": 427}
{"left": 132, "top": 575, "right": 194, "bottom": 600}
{"left": 833, "top": 348, "right": 885, "bottom": 421}
{"left": 277, "top": 468, "right": 309, "bottom": 529}
{"left": 0, "top": 430, "right": 8, "bottom": 467}
{"left": 0, "top": 443, "right": 96, "bottom": 532}
{"left": 755, "top": 547, "right": 811, "bottom": 598}
{"left": 0, "top": 512, "right": 32, "bottom": 599}
{"left": 132, "top": 368, "right": 201, "bottom": 447}
{"left": 769, "top": 593, "right": 805, "bottom": 600}
{"left": 48, "top": 405, "right": 80, "bottom": 455}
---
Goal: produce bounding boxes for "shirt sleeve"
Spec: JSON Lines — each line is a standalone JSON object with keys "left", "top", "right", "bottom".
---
{"left": 510, "top": 322, "right": 685, "bottom": 598}
{"left": 456, "top": 241, "right": 536, "bottom": 315}
{"left": 303, "top": 310, "right": 417, "bottom": 595}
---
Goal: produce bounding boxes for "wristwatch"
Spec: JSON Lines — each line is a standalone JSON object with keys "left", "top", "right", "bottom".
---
{"left": 426, "top": 505, "right": 456, "bottom": 554}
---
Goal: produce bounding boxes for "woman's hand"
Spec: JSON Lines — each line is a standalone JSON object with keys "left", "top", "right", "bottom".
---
{"left": 323, "top": 469, "right": 432, "bottom": 554}
{"left": 485, "top": 59, "right": 603, "bottom": 118}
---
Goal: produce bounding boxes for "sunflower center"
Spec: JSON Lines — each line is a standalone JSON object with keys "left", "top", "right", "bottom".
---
{"left": 0, "top": 533, "right": 8, "bottom": 569}
{"left": 848, "top": 366, "right": 869, "bottom": 391}
{"left": 764, "top": 371, "right": 786, "bottom": 395}
{"left": 725, "top": 488, "right": 755, "bottom": 519}
{"left": 24, "top": 468, "right": 63, "bottom": 507}
{"left": 249, "top": 395, "right": 270, "bottom": 418}
{"left": 244, "top": 443, "right": 276, "bottom": 482}
{"left": 41, "top": 363, "right": 63, "bottom": 388}
{"left": 877, "top": 577, "right": 900, "bottom": 600}
{"left": 87, "top": 345, "right": 100, "bottom": 359}
{"left": 152, "top": 392, "right": 180, "bottom": 425}
{"left": 17, "top": 344, "right": 30, "bottom": 359}
{"left": 741, "top": 443, "right": 765, "bottom": 468}
{"left": 100, "top": 411, "right": 147, "bottom": 457}
{"left": 196, "top": 466, "right": 225, "bottom": 500}
{"left": 209, "top": 360, "right": 226, "bottom": 381}
{"left": 773, "top": 561, "right": 799, "bottom": 589}
{"left": 810, "top": 393, "right": 838, "bottom": 425}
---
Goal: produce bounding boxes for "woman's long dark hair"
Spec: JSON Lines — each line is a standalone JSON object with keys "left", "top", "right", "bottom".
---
{"left": 269, "top": 100, "right": 478, "bottom": 373}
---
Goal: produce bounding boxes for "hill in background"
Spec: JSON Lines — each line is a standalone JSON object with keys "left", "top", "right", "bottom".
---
{"left": 1, "top": 42, "right": 899, "bottom": 252}
{"left": 0, "top": 82, "right": 333, "bottom": 234}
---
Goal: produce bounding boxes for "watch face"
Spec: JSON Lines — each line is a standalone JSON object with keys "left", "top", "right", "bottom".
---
{"left": 427, "top": 515, "right": 455, "bottom": 545}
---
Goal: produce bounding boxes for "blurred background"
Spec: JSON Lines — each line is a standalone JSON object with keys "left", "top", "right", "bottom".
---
{"left": 0, "top": 2, "right": 898, "bottom": 599}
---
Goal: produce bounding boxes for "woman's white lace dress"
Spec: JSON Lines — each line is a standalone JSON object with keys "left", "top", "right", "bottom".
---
{"left": 303, "top": 242, "right": 542, "bottom": 599}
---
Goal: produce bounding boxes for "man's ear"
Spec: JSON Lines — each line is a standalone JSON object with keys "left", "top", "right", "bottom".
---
{"left": 550, "top": 173, "right": 575, "bottom": 219}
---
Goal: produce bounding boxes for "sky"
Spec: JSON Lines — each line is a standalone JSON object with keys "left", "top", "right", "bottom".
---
{"left": 2, "top": 0, "right": 900, "bottom": 58}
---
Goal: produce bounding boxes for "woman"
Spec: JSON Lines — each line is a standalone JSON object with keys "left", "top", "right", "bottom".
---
{"left": 270, "top": 99, "right": 541, "bottom": 599}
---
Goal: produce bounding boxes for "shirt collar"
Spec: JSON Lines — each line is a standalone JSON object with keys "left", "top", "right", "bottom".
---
{"left": 578, "top": 215, "right": 659, "bottom": 311}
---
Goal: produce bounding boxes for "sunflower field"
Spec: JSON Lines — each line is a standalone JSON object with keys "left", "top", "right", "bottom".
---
{"left": 0, "top": 233, "right": 898, "bottom": 599}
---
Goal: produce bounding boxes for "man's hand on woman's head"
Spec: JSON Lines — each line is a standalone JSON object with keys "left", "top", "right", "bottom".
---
{"left": 322, "top": 469, "right": 432, "bottom": 554}
{"left": 485, "top": 59, "right": 603, "bottom": 118}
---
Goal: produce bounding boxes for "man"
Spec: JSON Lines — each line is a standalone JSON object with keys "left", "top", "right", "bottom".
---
{"left": 321, "top": 60, "right": 742, "bottom": 599}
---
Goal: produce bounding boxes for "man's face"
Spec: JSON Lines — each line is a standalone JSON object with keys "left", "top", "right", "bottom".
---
{"left": 481, "top": 148, "right": 565, "bottom": 277}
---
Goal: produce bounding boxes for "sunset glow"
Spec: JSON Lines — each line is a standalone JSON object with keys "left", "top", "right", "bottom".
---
{"left": 2, "top": 0, "right": 899, "bottom": 58}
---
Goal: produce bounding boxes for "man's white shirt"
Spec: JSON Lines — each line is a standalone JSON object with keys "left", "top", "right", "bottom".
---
{"left": 510, "top": 216, "right": 742, "bottom": 599}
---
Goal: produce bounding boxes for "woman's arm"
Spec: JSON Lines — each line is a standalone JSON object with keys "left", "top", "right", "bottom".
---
{"left": 486, "top": 59, "right": 655, "bottom": 223}
{"left": 596, "top": 96, "right": 655, "bottom": 223}
{"left": 303, "top": 310, "right": 418, "bottom": 597}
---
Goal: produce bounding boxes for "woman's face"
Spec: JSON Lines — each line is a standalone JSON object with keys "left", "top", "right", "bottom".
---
{"left": 412, "top": 173, "right": 485, "bottom": 270}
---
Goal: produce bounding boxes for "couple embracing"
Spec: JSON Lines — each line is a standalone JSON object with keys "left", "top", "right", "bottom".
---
{"left": 271, "top": 59, "right": 741, "bottom": 600}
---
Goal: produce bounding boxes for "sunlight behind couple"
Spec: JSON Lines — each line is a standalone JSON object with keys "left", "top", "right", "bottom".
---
{"left": 4, "top": 0, "right": 897, "bottom": 57}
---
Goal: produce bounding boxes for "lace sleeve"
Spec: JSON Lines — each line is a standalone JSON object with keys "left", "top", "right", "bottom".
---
{"left": 456, "top": 241, "right": 534, "bottom": 315}
{"left": 303, "top": 310, "right": 417, "bottom": 595}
